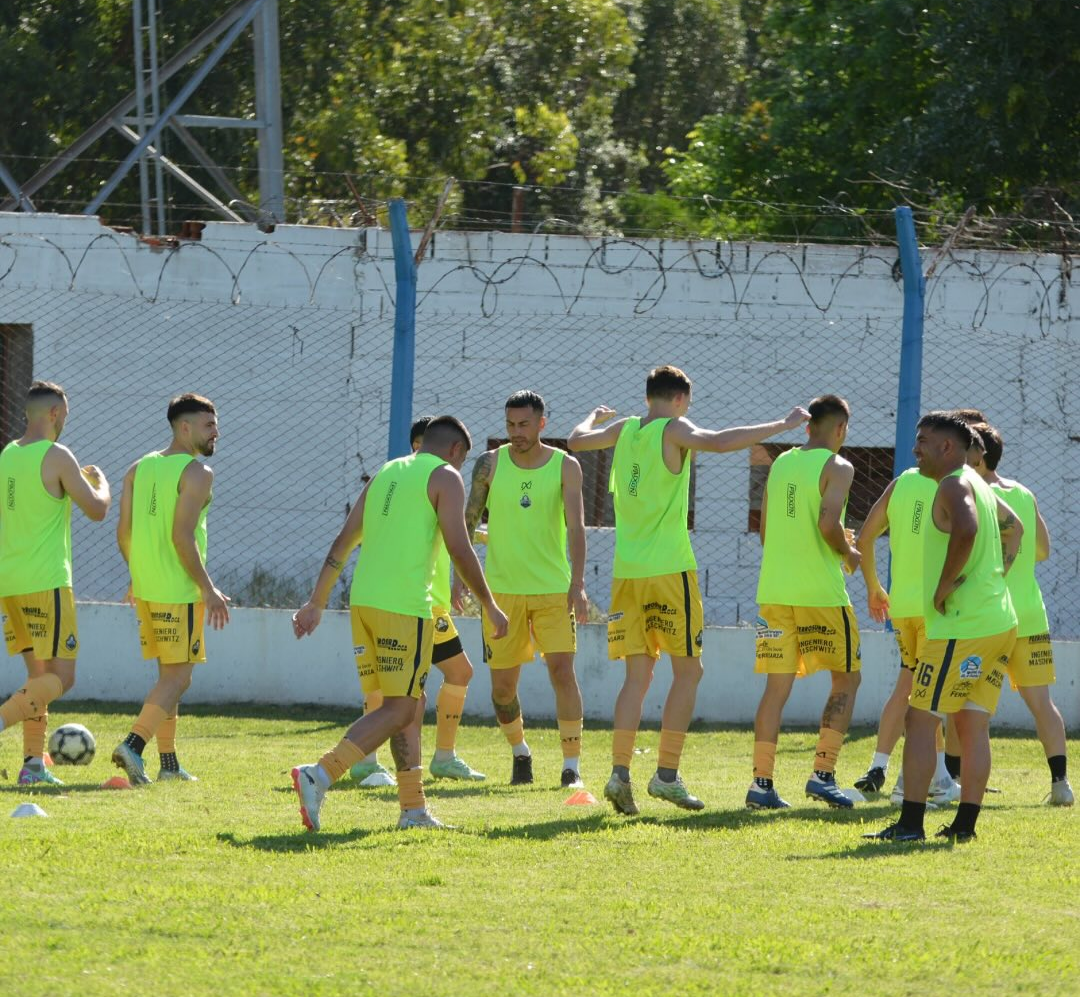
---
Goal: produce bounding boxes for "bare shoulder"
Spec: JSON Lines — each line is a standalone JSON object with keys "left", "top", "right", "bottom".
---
{"left": 823, "top": 452, "right": 854, "bottom": 480}
{"left": 180, "top": 459, "right": 214, "bottom": 489}
{"left": 42, "top": 441, "right": 77, "bottom": 468}
{"left": 560, "top": 449, "right": 582, "bottom": 476}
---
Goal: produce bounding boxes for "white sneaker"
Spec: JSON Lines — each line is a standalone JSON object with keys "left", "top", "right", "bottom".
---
{"left": 291, "top": 765, "right": 327, "bottom": 832}
{"left": 1046, "top": 779, "right": 1075, "bottom": 807}
{"left": 396, "top": 809, "right": 451, "bottom": 830}
{"left": 929, "top": 777, "right": 961, "bottom": 806}
{"left": 890, "top": 775, "right": 938, "bottom": 810}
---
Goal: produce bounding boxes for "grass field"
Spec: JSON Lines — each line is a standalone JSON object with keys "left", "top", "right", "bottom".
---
{"left": 0, "top": 701, "right": 1075, "bottom": 997}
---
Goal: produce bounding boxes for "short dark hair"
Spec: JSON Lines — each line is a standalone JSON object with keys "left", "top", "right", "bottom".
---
{"left": 167, "top": 393, "right": 216, "bottom": 424}
{"left": 504, "top": 390, "right": 545, "bottom": 415}
{"left": 953, "top": 408, "right": 987, "bottom": 425}
{"left": 410, "top": 415, "right": 435, "bottom": 446}
{"left": 972, "top": 423, "right": 1004, "bottom": 470}
{"left": 423, "top": 415, "right": 471, "bottom": 452}
{"left": 27, "top": 380, "right": 67, "bottom": 405}
{"left": 917, "top": 410, "right": 978, "bottom": 450}
{"left": 808, "top": 394, "right": 850, "bottom": 424}
{"left": 645, "top": 365, "right": 692, "bottom": 400}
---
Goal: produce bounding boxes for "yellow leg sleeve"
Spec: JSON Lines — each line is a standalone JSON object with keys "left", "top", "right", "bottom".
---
{"left": 435, "top": 683, "right": 467, "bottom": 753}
{"left": 558, "top": 718, "right": 583, "bottom": 761}
{"left": 753, "top": 741, "right": 777, "bottom": 780}
{"left": 658, "top": 729, "right": 687, "bottom": 770}
{"left": 813, "top": 727, "right": 845, "bottom": 774}
{"left": 318, "top": 738, "right": 366, "bottom": 784}
{"left": 0, "top": 674, "right": 63, "bottom": 729}
{"left": 612, "top": 728, "right": 636, "bottom": 769}
{"left": 396, "top": 767, "right": 426, "bottom": 812}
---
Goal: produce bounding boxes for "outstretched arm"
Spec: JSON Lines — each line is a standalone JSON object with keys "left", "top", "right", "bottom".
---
{"left": 666, "top": 406, "right": 809, "bottom": 454}
{"left": 856, "top": 479, "right": 896, "bottom": 623}
{"left": 568, "top": 407, "right": 628, "bottom": 452}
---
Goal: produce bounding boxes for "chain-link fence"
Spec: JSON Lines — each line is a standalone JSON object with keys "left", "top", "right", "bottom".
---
{"left": 1, "top": 219, "right": 1075, "bottom": 636}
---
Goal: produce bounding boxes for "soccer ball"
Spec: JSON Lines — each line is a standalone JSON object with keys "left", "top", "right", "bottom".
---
{"left": 48, "top": 723, "right": 96, "bottom": 766}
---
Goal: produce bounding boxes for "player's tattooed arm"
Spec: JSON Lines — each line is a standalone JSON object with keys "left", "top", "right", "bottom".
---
{"left": 324, "top": 554, "right": 343, "bottom": 570}
{"left": 463, "top": 451, "right": 493, "bottom": 537}
{"left": 994, "top": 494, "right": 1023, "bottom": 575}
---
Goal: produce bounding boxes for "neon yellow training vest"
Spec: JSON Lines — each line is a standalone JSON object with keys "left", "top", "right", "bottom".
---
{"left": 610, "top": 418, "right": 696, "bottom": 579}
{"left": 923, "top": 466, "right": 1016, "bottom": 640}
{"left": 129, "top": 453, "right": 209, "bottom": 603}
{"left": 485, "top": 446, "right": 571, "bottom": 594}
{"left": 431, "top": 537, "right": 451, "bottom": 610}
{"left": 990, "top": 481, "right": 1048, "bottom": 637}
{"left": 886, "top": 468, "right": 937, "bottom": 617}
{"left": 756, "top": 447, "right": 850, "bottom": 607}
{"left": 351, "top": 452, "right": 444, "bottom": 617}
{"left": 0, "top": 440, "right": 73, "bottom": 596}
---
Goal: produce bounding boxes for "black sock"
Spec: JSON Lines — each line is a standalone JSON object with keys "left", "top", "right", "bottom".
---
{"left": 899, "top": 799, "right": 926, "bottom": 833}
{"left": 160, "top": 751, "right": 179, "bottom": 773}
{"left": 611, "top": 765, "right": 630, "bottom": 782}
{"left": 952, "top": 801, "right": 981, "bottom": 835}
{"left": 124, "top": 732, "right": 146, "bottom": 755}
{"left": 945, "top": 753, "right": 961, "bottom": 779}
{"left": 656, "top": 766, "right": 677, "bottom": 783}
{"left": 1048, "top": 755, "right": 1067, "bottom": 782}
{"left": 754, "top": 776, "right": 773, "bottom": 790}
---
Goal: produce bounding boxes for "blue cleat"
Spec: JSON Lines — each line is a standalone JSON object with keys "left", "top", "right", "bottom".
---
{"left": 805, "top": 775, "right": 853, "bottom": 809}
{"left": 863, "top": 822, "right": 925, "bottom": 842}
{"left": 745, "top": 783, "right": 791, "bottom": 810}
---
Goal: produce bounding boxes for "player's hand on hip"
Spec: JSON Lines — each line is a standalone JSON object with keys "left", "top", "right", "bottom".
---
{"left": 486, "top": 601, "right": 510, "bottom": 640}
{"left": 568, "top": 583, "right": 589, "bottom": 621}
{"left": 783, "top": 406, "right": 811, "bottom": 429}
{"left": 204, "top": 587, "right": 231, "bottom": 629}
{"left": 292, "top": 602, "right": 322, "bottom": 638}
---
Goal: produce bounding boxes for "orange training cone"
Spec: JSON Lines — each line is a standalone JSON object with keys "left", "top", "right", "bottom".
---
{"left": 100, "top": 776, "right": 133, "bottom": 790}
{"left": 564, "top": 790, "right": 598, "bottom": 806}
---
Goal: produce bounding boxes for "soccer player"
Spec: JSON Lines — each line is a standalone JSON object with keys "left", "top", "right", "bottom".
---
{"left": 866, "top": 412, "right": 1020, "bottom": 842}
{"left": 0, "top": 381, "right": 111, "bottom": 785}
{"left": 969, "top": 422, "right": 1072, "bottom": 806}
{"left": 853, "top": 465, "right": 961, "bottom": 806}
{"left": 290, "top": 416, "right": 508, "bottom": 832}
{"left": 461, "top": 390, "right": 589, "bottom": 789}
{"left": 113, "top": 393, "right": 230, "bottom": 785}
{"left": 569, "top": 366, "right": 809, "bottom": 814}
{"left": 350, "top": 416, "right": 486, "bottom": 784}
{"left": 747, "top": 394, "right": 862, "bottom": 810}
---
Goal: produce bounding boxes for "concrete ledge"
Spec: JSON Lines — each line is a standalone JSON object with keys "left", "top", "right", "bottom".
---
{"left": 6, "top": 603, "right": 1075, "bottom": 731}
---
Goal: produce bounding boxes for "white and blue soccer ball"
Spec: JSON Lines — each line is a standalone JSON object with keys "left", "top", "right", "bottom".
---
{"left": 48, "top": 723, "right": 96, "bottom": 766}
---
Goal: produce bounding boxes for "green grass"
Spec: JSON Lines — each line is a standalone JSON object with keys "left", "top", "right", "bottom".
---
{"left": 0, "top": 702, "right": 1076, "bottom": 996}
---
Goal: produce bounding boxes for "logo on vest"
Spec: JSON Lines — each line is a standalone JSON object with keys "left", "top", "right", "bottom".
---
{"left": 911, "top": 499, "right": 924, "bottom": 534}
{"left": 629, "top": 463, "right": 640, "bottom": 497}
{"left": 381, "top": 481, "right": 397, "bottom": 515}
{"left": 785, "top": 483, "right": 797, "bottom": 518}
{"left": 958, "top": 655, "right": 983, "bottom": 679}
{"left": 520, "top": 493, "right": 532, "bottom": 508}
{"left": 148, "top": 482, "right": 157, "bottom": 516}
{"left": 5, "top": 477, "right": 14, "bottom": 510}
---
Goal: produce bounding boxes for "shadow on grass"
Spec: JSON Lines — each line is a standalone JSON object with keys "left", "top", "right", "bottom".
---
{"left": 785, "top": 838, "right": 958, "bottom": 861}
{"left": 217, "top": 829, "right": 369, "bottom": 852}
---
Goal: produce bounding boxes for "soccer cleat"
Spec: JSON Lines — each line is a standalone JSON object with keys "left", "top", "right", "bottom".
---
{"left": 510, "top": 754, "right": 534, "bottom": 786}
{"left": 429, "top": 755, "right": 486, "bottom": 781}
{"left": 396, "top": 809, "right": 451, "bottom": 830}
{"left": 112, "top": 742, "right": 152, "bottom": 786}
{"left": 935, "top": 823, "right": 976, "bottom": 843}
{"left": 560, "top": 767, "right": 584, "bottom": 789}
{"left": 745, "top": 783, "right": 791, "bottom": 810}
{"left": 17, "top": 764, "right": 64, "bottom": 787}
{"left": 929, "top": 777, "right": 961, "bottom": 806}
{"left": 805, "top": 775, "right": 853, "bottom": 809}
{"left": 862, "top": 822, "right": 925, "bottom": 842}
{"left": 157, "top": 767, "right": 199, "bottom": 782}
{"left": 854, "top": 766, "right": 886, "bottom": 794}
{"left": 647, "top": 772, "right": 705, "bottom": 811}
{"left": 1045, "top": 779, "right": 1075, "bottom": 807}
{"left": 291, "top": 764, "right": 327, "bottom": 833}
{"left": 349, "top": 760, "right": 395, "bottom": 785}
{"left": 603, "top": 773, "right": 640, "bottom": 815}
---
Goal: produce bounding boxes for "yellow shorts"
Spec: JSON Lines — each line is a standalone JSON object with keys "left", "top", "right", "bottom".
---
{"left": 910, "top": 628, "right": 1016, "bottom": 715}
{"left": 607, "top": 572, "right": 703, "bottom": 661}
{"left": 892, "top": 616, "right": 926, "bottom": 672}
{"left": 483, "top": 592, "right": 576, "bottom": 669}
{"left": 1006, "top": 632, "right": 1055, "bottom": 690}
{"left": 351, "top": 605, "right": 433, "bottom": 699}
{"left": 755, "top": 604, "right": 861, "bottom": 676}
{"left": 136, "top": 600, "right": 206, "bottom": 665}
{"left": 431, "top": 605, "right": 463, "bottom": 666}
{"left": 2, "top": 588, "right": 79, "bottom": 661}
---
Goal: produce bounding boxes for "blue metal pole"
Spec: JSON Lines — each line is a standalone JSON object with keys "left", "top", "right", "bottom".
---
{"left": 893, "top": 206, "right": 924, "bottom": 475}
{"left": 387, "top": 198, "right": 417, "bottom": 459}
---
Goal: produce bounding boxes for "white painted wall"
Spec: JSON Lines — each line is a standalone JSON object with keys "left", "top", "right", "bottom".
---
{"left": 19, "top": 603, "right": 1075, "bottom": 731}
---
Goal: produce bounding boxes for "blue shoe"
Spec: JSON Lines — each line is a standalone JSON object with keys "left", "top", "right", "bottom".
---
{"left": 111, "top": 742, "right": 152, "bottom": 786}
{"left": 805, "top": 775, "right": 853, "bottom": 809}
{"left": 745, "top": 783, "right": 791, "bottom": 810}
{"left": 863, "top": 822, "right": 925, "bottom": 842}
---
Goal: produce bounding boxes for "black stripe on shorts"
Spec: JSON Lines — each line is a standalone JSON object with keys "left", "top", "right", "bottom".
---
{"left": 681, "top": 572, "right": 693, "bottom": 657}
{"left": 51, "top": 588, "right": 61, "bottom": 658}
{"left": 406, "top": 618, "right": 425, "bottom": 696}
{"left": 841, "top": 606, "right": 853, "bottom": 672}
{"left": 187, "top": 603, "right": 195, "bottom": 654}
{"left": 431, "top": 635, "right": 463, "bottom": 665}
{"left": 930, "top": 639, "right": 957, "bottom": 712}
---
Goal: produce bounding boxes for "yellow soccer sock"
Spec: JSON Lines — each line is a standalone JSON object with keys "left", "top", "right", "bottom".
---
{"left": 658, "top": 729, "right": 687, "bottom": 771}
{"left": 559, "top": 718, "right": 583, "bottom": 761}
{"left": 612, "top": 729, "right": 636, "bottom": 769}
{"left": 0, "top": 674, "right": 63, "bottom": 730}
{"left": 813, "top": 727, "right": 845, "bottom": 775}
{"left": 132, "top": 703, "right": 169, "bottom": 744}
{"left": 753, "top": 741, "right": 777, "bottom": 780}
{"left": 156, "top": 713, "right": 178, "bottom": 755}
{"left": 499, "top": 715, "right": 525, "bottom": 748}
{"left": 397, "top": 767, "right": 427, "bottom": 812}
{"left": 318, "top": 738, "right": 366, "bottom": 784}
{"left": 935, "top": 722, "right": 946, "bottom": 752}
{"left": 24, "top": 712, "right": 47, "bottom": 760}
{"left": 435, "top": 683, "right": 468, "bottom": 753}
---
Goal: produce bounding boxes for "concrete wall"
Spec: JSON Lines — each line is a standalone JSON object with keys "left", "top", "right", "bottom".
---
{"left": 22, "top": 603, "right": 1077, "bottom": 731}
